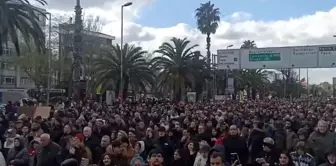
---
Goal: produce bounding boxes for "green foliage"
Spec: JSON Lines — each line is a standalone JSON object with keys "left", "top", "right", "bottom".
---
{"left": 151, "top": 37, "right": 199, "bottom": 101}
{"left": 91, "top": 44, "right": 155, "bottom": 99}
{"left": 14, "top": 46, "right": 57, "bottom": 89}
{"left": 0, "top": 0, "right": 47, "bottom": 56}
{"left": 195, "top": 1, "right": 220, "bottom": 35}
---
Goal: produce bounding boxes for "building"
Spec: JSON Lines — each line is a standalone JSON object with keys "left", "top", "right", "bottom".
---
{"left": 0, "top": 4, "right": 46, "bottom": 90}
{"left": 58, "top": 20, "right": 115, "bottom": 82}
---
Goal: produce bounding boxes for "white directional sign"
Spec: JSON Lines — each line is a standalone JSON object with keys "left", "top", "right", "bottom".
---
{"left": 318, "top": 46, "right": 336, "bottom": 68}
{"left": 241, "top": 47, "right": 291, "bottom": 69}
{"left": 217, "top": 49, "right": 240, "bottom": 69}
{"left": 291, "top": 46, "right": 318, "bottom": 68}
{"left": 217, "top": 44, "right": 336, "bottom": 69}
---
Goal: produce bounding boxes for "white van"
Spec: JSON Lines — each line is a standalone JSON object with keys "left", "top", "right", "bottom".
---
{"left": 0, "top": 89, "right": 29, "bottom": 104}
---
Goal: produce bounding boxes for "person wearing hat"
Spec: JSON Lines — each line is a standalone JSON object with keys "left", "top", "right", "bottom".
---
{"left": 319, "top": 147, "right": 336, "bottom": 166}
{"left": 148, "top": 148, "right": 164, "bottom": 166}
{"left": 255, "top": 137, "right": 279, "bottom": 166}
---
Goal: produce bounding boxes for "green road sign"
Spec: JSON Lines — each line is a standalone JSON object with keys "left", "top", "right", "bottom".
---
{"left": 249, "top": 53, "right": 281, "bottom": 61}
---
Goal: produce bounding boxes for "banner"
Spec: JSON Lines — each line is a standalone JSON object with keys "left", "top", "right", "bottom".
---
{"left": 214, "top": 95, "right": 225, "bottom": 101}
{"left": 106, "top": 90, "right": 114, "bottom": 105}
{"left": 186, "top": 92, "right": 196, "bottom": 102}
{"left": 17, "top": 106, "right": 35, "bottom": 118}
{"left": 34, "top": 106, "right": 51, "bottom": 118}
{"left": 239, "top": 91, "right": 244, "bottom": 103}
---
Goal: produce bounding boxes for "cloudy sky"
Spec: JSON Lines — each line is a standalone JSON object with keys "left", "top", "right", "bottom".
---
{"left": 39, "top": 0, "right": 336, "bottom": 84}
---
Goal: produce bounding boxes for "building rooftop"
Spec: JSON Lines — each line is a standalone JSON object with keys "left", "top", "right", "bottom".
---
{"left": 59, "top": 23, "right": 115, "bottom": 40}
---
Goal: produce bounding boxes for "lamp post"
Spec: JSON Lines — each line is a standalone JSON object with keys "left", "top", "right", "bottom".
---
{"left": 46, "top": 12, "right": 52, "bottom": 106}
{"left": 225, "top": 45, "right": 233, "bottom": 94}
{"left": 119, "top": 2, "right": 132, "bottom": 101}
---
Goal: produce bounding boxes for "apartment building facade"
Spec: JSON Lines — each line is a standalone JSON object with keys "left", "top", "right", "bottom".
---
{"left": 58, "top": 22, "right": 115, "bottom": 83}
{"left": 0, "top": 5, "right": 46, "bottom": 90}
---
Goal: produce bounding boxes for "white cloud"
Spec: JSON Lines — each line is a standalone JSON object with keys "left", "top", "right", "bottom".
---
{"left": 223, "top": 12, "right": 253, "bottom": 22}
{"left": 48, "top": 3, "right": 336, "bottom": 84}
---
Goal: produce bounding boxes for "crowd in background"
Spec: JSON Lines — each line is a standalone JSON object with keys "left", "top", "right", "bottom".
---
{"left": 0, "top": 98, "right": 335, "bottom": 166}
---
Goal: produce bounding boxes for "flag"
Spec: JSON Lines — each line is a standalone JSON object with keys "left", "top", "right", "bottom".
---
{"left": 96, "top": 84, "right": 102, "bottom": 94}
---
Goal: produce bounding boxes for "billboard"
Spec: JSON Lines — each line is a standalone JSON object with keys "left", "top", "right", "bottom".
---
{"left": 318, "top": 46, "right": 336, "bottom": 68}
{"left": 217, "top": 44, "right": 336, "bottom": 69}
{"left": 241, "top": 47, "right": 291, "bottom": 69}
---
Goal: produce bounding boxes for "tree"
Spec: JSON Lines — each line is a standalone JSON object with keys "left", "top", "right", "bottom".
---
{"left": 151, "top": 37, "right": 198, "bottom": 101}
{"left": 195, "top": 1, "right": 220, "bottom": 64}
{"left": 0, "top": 0, "right": 47, "bottom": 56}
{"left": 236, "top": 40, "right": 269, "bottom": 99}
{"left": 92, "top": 44, "right": 155, "bottom": 99}
{"left": 195, "top": 1, "right": 220, "bottom": 99}
{"left": 240, "top": 40, "right": 257, "bottom": 49}
{"left": 275, "top": 69, "right": 305, "bottom": 98}
{"left": 184, "top": 51, "right": 210, "bottom": 100}
{"left": 15, "top": 46, "right": 58, "bottom": 99}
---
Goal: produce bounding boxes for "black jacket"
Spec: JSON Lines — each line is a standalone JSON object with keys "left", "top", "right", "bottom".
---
{"left": 34, "top": 142, "right": 61, "bottom": 166}
{"left": 223, "top": 135, "right": 249, "bottom": 165}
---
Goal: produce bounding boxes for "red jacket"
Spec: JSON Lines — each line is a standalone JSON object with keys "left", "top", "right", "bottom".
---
{"left": 215, "top": 132, "right": 229, "bottom": 145}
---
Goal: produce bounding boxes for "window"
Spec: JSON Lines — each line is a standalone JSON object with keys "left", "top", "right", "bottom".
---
{"left": 2, "top": 48, "right": 11, "bottom": 55}
{"left": 1, "top": 76, "right": 15, "bottom": 84}
{"left": 106, "top": 39, "right": 112, "bottom": 45}
{"left": 20, "top": 77, "right": 32, "bottom": 84}
{"left": 0, "top": 62, "right": 15, "bottom": 70}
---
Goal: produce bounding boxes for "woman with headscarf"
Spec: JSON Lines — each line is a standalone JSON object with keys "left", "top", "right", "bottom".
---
{"left": 7, "top": 136, "right": 30, "bottom": 166}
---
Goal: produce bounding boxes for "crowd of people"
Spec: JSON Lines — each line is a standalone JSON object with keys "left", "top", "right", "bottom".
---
{"left": 0, "top": 98, "right": 335, "bottom": 166}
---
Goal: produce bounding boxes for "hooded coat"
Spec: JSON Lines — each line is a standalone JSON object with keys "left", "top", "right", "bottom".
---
{"left": 206, "top": 145, "right": 230, "bottom": 166}
{"left": 7, "top": 136, "right": 30, "bottom": 166}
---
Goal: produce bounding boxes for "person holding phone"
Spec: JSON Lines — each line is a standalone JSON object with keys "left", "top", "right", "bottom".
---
{"left": 223, "top": 125, "right": 249, "bottom": 166}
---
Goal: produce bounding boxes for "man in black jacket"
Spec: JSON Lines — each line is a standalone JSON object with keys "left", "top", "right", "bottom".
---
{"left": 223, "top": 125, "right": 249, "bottom": 165}
{"left": 34, "top": 133, "right": 61, "bottom": 166}
{"left": 93, "top": 135, "right": 110, "bottom": 164}
{"left": 155, "top": 127, "right": 174, "bottom": 166}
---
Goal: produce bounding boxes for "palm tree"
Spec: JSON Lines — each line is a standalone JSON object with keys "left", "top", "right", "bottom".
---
{"left": 187, "top": 52, "right": 210, "bottom": 100}
{"left": 195, "top": 1, "right": 220, "bottom": 64}
{"left": 92, "top": 44, "right": 155, "bottom": 99}
{"left": 151, "top": 37, "right": 198, "bottom": 101}
{"left": 0, "top": 0, "right": 47, "bottom": 56}
{"left": 237, "top": 40, "right": 270, "bottom": 99}
{"left": 241, "top": 40, "right": 257, "bottom": 49}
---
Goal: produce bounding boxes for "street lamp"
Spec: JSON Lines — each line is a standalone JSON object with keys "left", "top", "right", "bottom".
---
{"left": 46, "top": 12, "right": 52, "bottom": 106}
{"left": 225, "top": 45, "right": 233, "bottom": 95}
{"left": 119, "top": 2, "right": 132, "bottom": 101}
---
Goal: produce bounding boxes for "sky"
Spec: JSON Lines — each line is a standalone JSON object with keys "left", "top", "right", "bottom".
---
{"left": 35, "top": 0, "right": 336, "bottom": 84}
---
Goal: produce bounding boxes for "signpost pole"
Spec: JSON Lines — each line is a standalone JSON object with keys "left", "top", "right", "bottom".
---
{"left": 306, "top": 68, "right": 309, "bottom": 97}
